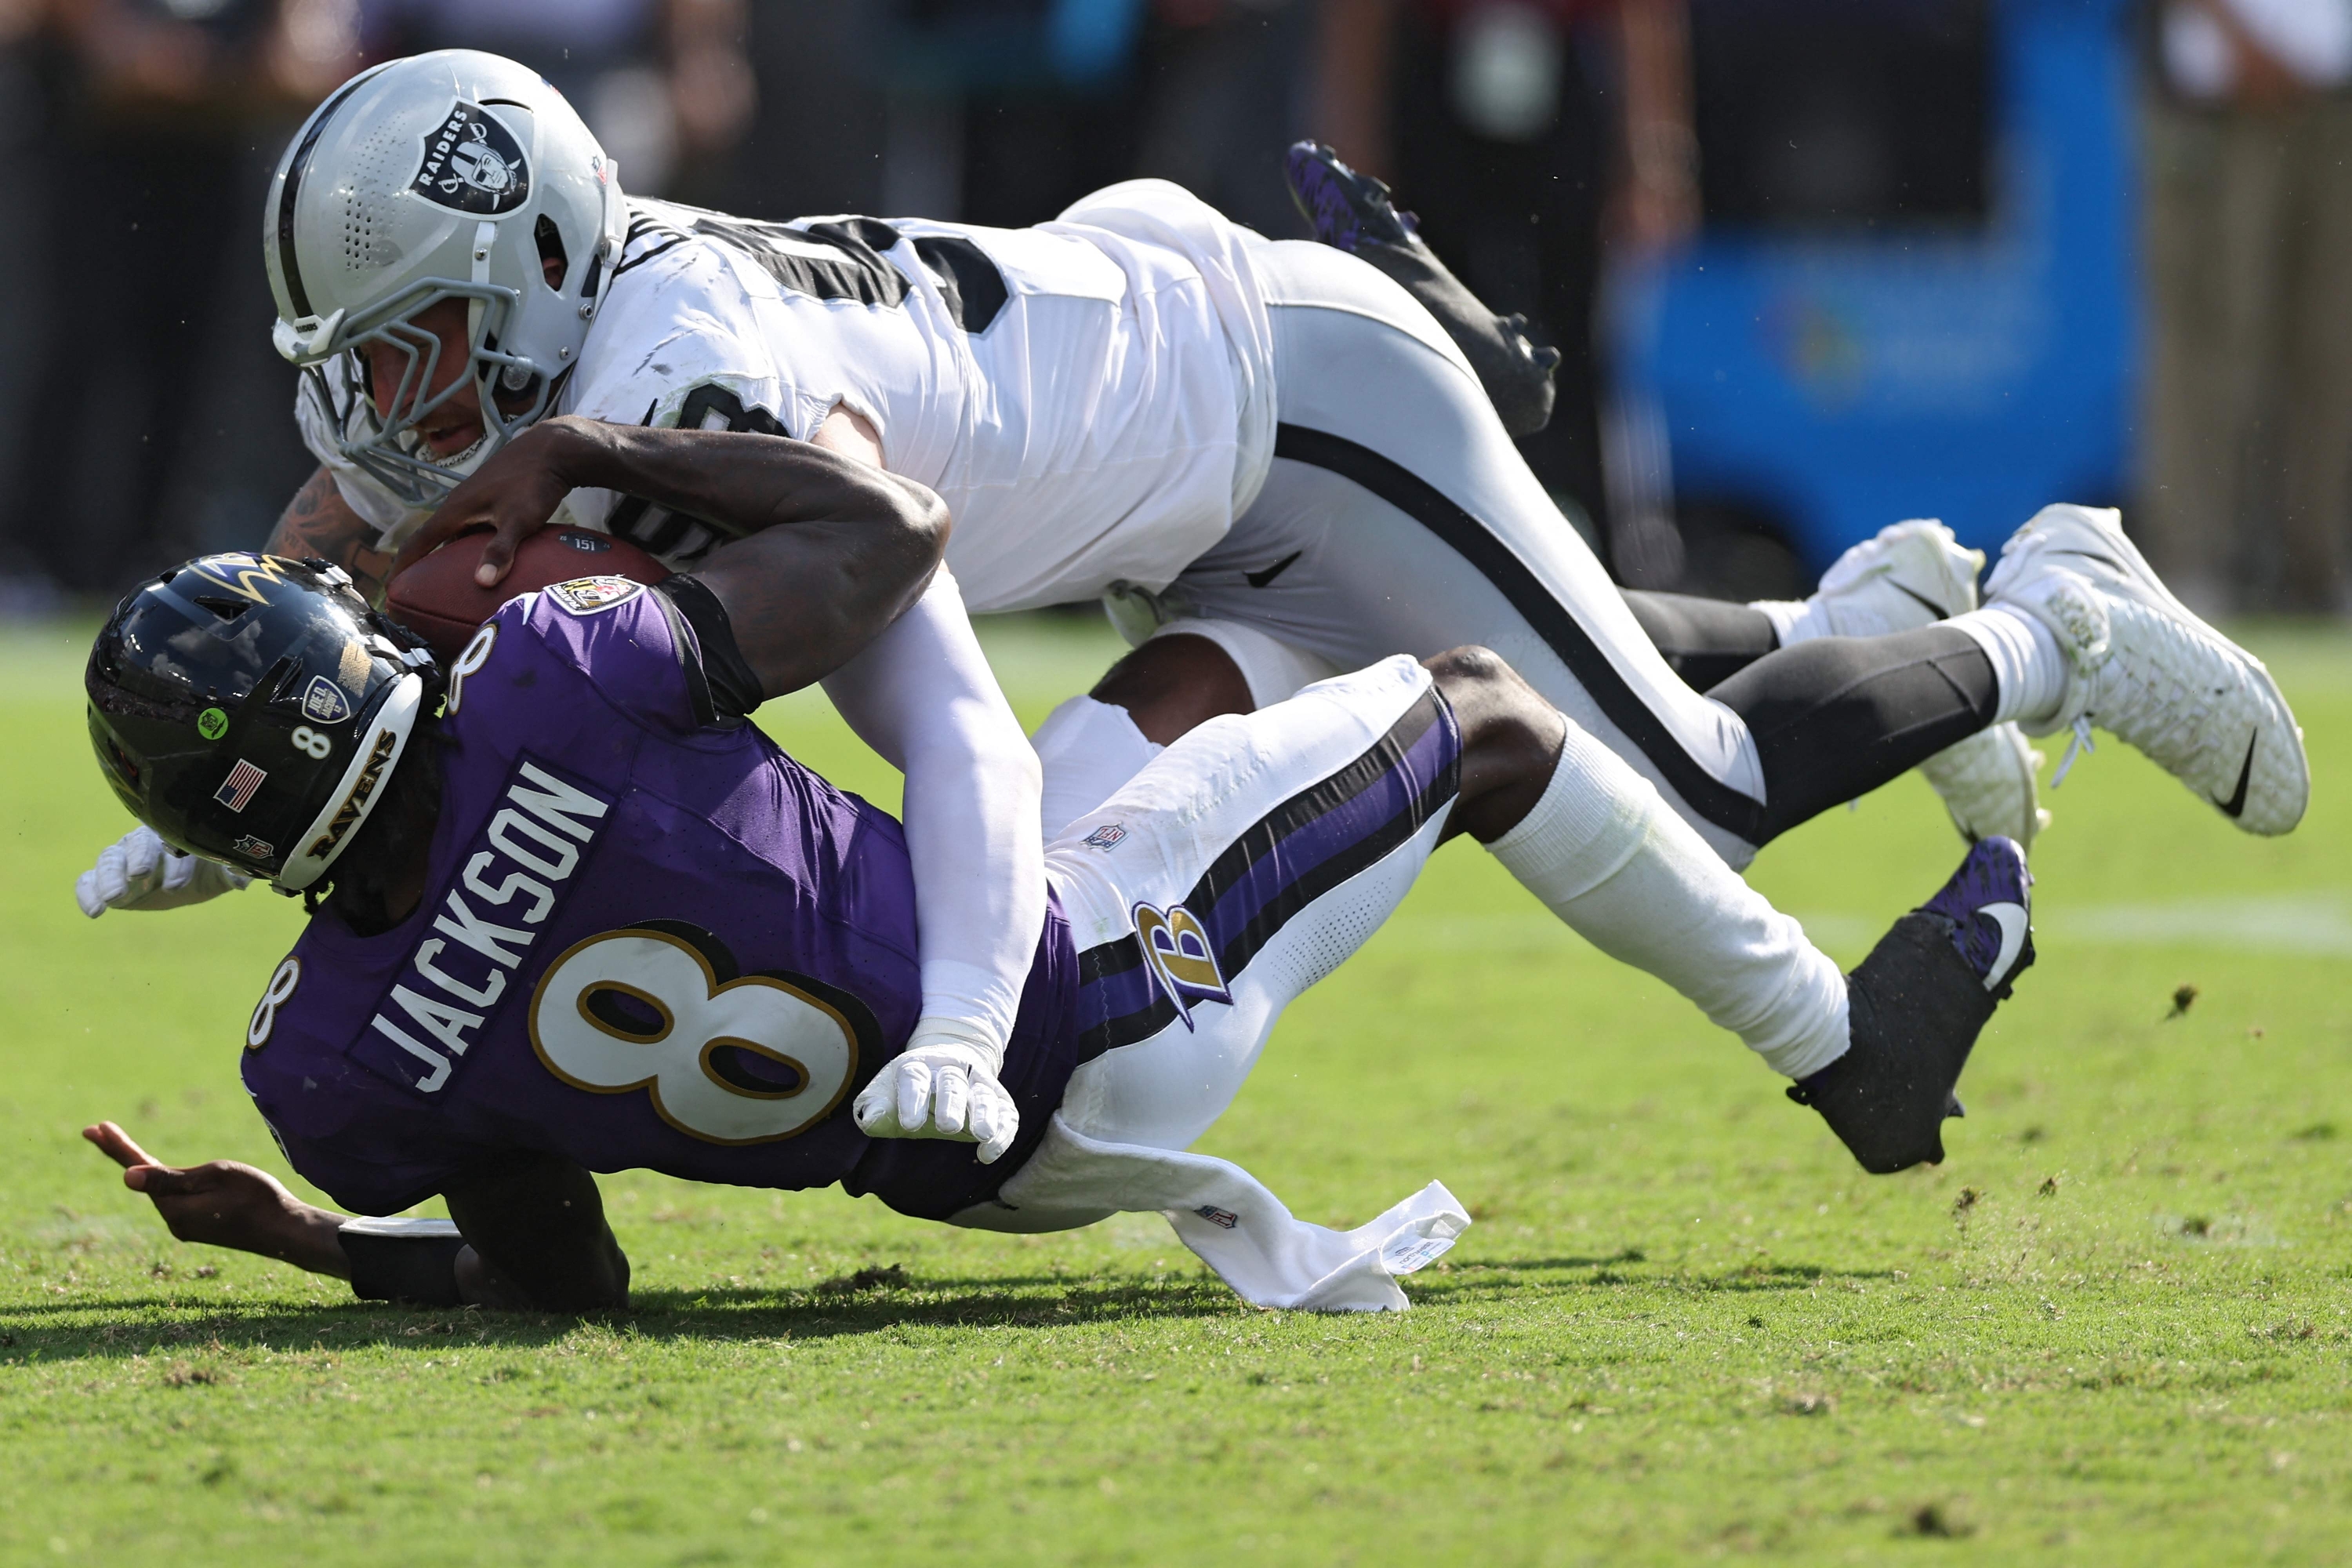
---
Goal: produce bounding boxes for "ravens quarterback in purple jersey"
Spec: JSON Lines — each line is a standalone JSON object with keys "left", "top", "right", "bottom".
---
{"left": 82, "top": 423, "right": 2044, "bottom": 1314}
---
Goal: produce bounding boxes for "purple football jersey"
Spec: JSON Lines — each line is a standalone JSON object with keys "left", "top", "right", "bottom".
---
{"left": 242, "top": 582, "right": 1077, "bottom": 1220}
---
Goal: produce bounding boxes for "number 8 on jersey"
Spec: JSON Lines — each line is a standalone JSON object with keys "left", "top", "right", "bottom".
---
{"left": 528, "top": 927, "right": 860, "bottom": 1144}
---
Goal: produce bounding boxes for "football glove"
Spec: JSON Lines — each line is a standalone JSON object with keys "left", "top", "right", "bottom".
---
{"left": 851, "top": 1018, "right": 1018, "bottom": 1164}
{"left": 75, "top": 827, "right": 250, "bottom": 918}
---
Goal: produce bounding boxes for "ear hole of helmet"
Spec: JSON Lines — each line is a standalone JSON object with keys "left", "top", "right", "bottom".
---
{"left": 104, "top": 736, "right": 141, "bottom": 788}
{"left": 260, "top": 654, "right": 305, "bottom": 705}
{"left": 535, "top": 213, "right": 568, "bottom": 291}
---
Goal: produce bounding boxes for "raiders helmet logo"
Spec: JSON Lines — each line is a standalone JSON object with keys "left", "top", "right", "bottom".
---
{"left": 546, "top": 575, "right": 644, "bottom": 615}
{"left": 410, "top": 101, "right": 531, "bottom": 216}
{"left": 1132, "top": 902, "right": 1232, "bottom": 1029}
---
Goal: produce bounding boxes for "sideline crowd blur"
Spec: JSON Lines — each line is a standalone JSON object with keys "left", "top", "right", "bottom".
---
{"left": 2140, "top": 0, "right": 2352, "bottom": 615}
{"left": 0, "top": 0, "right": 2347, "bottom": 616}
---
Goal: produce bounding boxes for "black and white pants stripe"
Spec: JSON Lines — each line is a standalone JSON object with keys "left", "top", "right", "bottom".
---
{"left": 1174, "top": 239, "right": 1772, "bottom": 865}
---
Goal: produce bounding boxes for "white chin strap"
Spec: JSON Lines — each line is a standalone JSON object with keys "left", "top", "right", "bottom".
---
{"left": 274, "top": 673, "right": 424, "bottom": 894}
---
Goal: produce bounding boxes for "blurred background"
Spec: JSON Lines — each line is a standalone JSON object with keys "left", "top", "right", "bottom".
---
{"left": 0, "top": 0, "right": 2345, "bottom": 618}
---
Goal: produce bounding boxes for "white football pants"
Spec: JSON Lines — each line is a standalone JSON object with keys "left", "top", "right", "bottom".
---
{"left": 1047, "top": 238, "right": 1772, "bottom": 868}
{"left": 959, "top": 657, "right": 1472, "bottom": 1311}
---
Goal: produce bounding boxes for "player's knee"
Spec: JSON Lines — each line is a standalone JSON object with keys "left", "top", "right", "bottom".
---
{"left": 1426, "top": 646, "right": 1561, "bottom": 822}
{"left": 1091, "top": 633, "right": 1254, "bottom": 746}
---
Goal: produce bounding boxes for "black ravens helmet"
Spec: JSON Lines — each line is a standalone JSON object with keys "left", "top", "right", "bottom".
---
{"left": 87, "top": 553, "right": 442, "bottom": 891}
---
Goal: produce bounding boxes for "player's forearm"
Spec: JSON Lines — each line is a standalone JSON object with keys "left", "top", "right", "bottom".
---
{"left": 821, "top": 571, "right": 1045, "bottom": 1051}
{"left": 233, "top": 1198, "right": 356, "bottom": 1279}
{"left": 267, "top": 466, "right": 394, "bottom": 604}
{"left": 542, "top": 415, "right": 945, "bottom": 546}
{"left": 225, "top": 1203, "right": 604, "bottom": 1309}
{"left": 539, "top": 416, "right": 949, "bottom": 694}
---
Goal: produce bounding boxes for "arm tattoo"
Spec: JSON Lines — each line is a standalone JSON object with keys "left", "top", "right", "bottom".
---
{"left": 267, "top": 468, "right": 395, "bottom": 604}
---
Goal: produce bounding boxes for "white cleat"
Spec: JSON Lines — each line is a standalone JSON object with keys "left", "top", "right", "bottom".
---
{"left": 1984, "top": 504, "right": 2308, "bottom": 836}
{"left": 1766, "top": 519, "right": 2050, "bottom": 848}
{"left": 1916, "top": 723, "right": 2052, "bottom": 849}
{"left": 1765, "top": 517, "right": 1986, "bottom": 636}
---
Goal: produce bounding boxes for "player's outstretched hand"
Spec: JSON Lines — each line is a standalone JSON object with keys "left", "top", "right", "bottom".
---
{"left": 851, "top": 1031, "right": 1019, "bottom": 1164}
{"left": 74, "top": 826, "right": 249, "bottom": 918}
{"left": 82, "top": 1122, "right": 314, "bottom": 1255}
{"left": 393, "top": 416, "right": 598, "bottom": 589}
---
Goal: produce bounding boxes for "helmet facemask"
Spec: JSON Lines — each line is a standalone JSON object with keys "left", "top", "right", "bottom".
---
{"left": 292, "top": 275, "right": 561, "bottom": 510}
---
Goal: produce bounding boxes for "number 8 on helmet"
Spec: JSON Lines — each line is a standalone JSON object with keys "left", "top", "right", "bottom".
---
{"left": 86, "top": 554, "right": 443, "bottom": 895}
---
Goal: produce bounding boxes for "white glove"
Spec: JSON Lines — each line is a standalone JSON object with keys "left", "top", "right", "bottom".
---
{"left": 74, "top": 827, "right": 251, "bottom": 919}
{"left": 851, "top": 1017, "right": 1019, "bottom": 1164}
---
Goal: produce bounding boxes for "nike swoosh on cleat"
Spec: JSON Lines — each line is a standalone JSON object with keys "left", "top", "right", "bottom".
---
{"left": 1246, "top": 550, "right": 1305, "bottom": 589}
{"left": 1975, "top": 902, "right": 2029, "bottom": 991}
{"left": 1888, "top": 580, "right": 1955, "bottom": 619}
{"left": 2216, "top": 735, "right": 2256, "bottom": 818}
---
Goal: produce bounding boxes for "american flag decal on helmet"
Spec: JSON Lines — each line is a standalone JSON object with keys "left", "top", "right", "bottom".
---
{"left": 215, "top": 758, "right": 267, "bottom": 813}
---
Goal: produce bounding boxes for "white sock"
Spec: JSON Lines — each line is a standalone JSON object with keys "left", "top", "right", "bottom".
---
{"left": 1033, "top": 695, "right": 1163, "bottom": 840}
{"left": 1750, "top": 597, "right": 1829, "bottom": 647}
{"left": 1486, "top": 720, "right": 1849, "bottom": 1080}
{"left": 1948, "top": 606, "right": 2067, "bottom": 727}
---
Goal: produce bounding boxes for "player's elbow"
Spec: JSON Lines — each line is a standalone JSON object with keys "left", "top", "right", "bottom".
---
{"left": 546, "top": 1226, "right": 633, "bottom": 1312}
{"left": 988, "top": 728, "right": 1046, "bottom": 815}
{"left": 885, "top": 475, "right": 952, "bottom": 562}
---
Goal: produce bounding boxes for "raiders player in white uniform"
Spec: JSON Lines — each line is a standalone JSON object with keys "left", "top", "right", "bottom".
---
{"left": 79, "top": 52, "right": 2306, "bottom": 1171}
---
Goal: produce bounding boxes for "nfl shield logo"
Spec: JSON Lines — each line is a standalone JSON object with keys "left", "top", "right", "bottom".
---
{"left": 1080, "top": 823, "right": 1127, "bottom": 851}
{"left": 300, "top": 675, "right": 352, "bottom": 724}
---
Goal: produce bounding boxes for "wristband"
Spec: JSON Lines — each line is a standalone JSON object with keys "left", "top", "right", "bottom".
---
{"left": 339, "top": 1216, "right": 466, "bottom": 1306}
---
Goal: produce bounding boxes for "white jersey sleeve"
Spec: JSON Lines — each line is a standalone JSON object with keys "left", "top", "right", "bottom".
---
{"left": 552, "top": 196, "right": 1261, "bottom": 609}
{"left": 298, "top": 191, "right": 1269, "bottom": 610}
{"left": 548, "top": 201, "right": 971, "bottom": 568}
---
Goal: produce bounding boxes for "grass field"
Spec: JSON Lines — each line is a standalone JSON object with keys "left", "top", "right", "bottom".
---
{"left": 3, "top": 612, "right": 2349, "bottom": 1565}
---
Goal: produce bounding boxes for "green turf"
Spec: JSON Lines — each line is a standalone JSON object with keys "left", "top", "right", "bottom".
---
{"left": 3, "top": 613, "right": 2348, "bottom": 1565}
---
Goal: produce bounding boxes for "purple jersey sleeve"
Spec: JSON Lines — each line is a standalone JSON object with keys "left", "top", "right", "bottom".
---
{"left": 240, "top": 583, "right": 1082, "bottom": 1219}
{"left": 493, "top": 577, "right": 706, "bottom": 737}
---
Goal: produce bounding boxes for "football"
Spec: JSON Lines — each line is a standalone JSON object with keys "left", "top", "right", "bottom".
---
{"left": 384, "top": 526, "right": 671, "bottom": 661}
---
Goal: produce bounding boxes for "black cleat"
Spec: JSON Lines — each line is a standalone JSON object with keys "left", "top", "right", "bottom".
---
{"left": 1284, "top": 140, "right": 1561, "bottom": 437}
{"left": 1788, "top": 838, "right": 2034, "bottom": 1174}
{"left": 1284, "top": 140, "right": 1422, "bottom": 252}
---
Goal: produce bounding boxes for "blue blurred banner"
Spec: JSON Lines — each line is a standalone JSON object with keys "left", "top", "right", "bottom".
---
{"left": 1609, "top": 0, "right": 2138, "bottom": 572}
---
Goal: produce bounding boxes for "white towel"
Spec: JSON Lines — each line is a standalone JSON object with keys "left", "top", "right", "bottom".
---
{"left": 954, "top": 1112, "right": 1470, "bottom": 1312}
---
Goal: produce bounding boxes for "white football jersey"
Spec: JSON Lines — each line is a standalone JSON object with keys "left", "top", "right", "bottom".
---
{"left": 302, "top": 180, "right": 1276, "bottom": 613}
